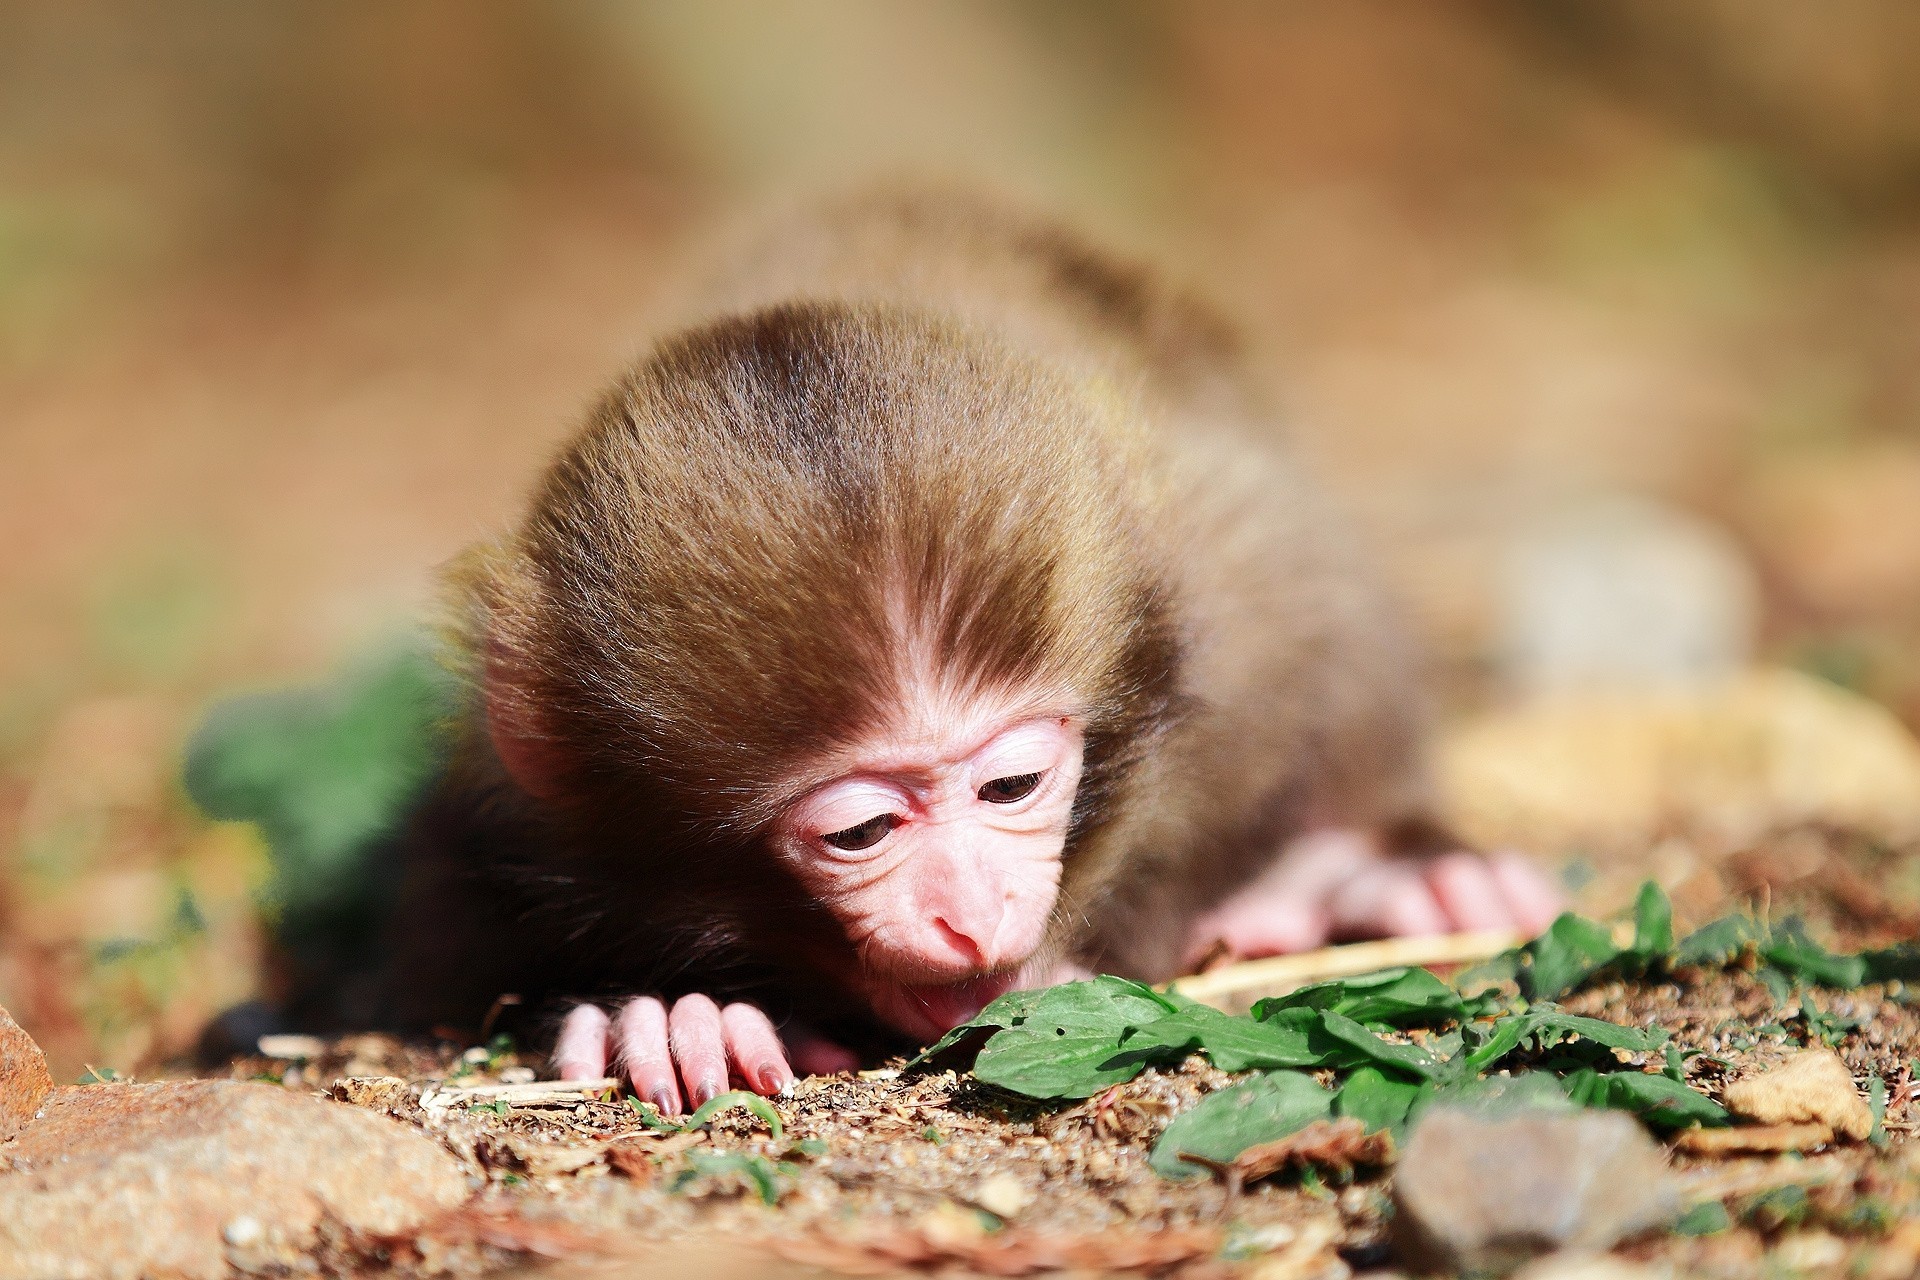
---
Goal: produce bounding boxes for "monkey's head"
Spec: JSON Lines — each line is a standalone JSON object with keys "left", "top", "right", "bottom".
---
{"left": 475, "top": 303, "right": 1183, "bottom": 1041}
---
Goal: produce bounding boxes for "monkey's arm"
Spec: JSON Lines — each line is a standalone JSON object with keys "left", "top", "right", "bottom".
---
{"left": 1084, "top": 430, "right": 1562, "bottom": 979}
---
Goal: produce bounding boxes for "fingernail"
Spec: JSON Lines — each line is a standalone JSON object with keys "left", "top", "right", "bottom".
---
{"left": 756, "top": 1062, "right": 792, "bottom": 1096}
{"left": 649, "top": 1089, "right": 679, "bottom": 1118}
{"left": 694, "top": 1076, "right": 725, "bottom": 1107}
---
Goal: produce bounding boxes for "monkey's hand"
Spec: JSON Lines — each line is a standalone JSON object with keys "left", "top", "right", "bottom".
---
{"left": 1183, "top": 829, "right": 1563, "bottom": 966}
{"left": 551, "top": 996, "right": 859, "bottom": 1116}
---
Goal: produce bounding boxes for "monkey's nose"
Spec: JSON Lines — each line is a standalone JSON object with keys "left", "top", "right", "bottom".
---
{"left": 928, "top": 915, "right": 989, "bottom": 968}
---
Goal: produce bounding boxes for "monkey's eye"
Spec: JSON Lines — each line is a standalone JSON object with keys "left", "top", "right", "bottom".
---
{"left": 978, "top": 772, "right": 1042, "bottom": 804}
{"left": 821, "top": 813, "right": 900, "bottom": 852}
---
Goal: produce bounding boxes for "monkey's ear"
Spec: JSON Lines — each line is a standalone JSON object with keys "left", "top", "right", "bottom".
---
{"left": 483, "top": 645, "right": 568, "bottom": 802}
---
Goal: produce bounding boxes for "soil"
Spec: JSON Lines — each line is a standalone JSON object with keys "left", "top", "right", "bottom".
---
{"left": 166, "top": 830, "right": 1920, "bottom": 1279}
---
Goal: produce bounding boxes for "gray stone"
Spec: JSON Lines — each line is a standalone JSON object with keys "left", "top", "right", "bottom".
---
{"left": 1392, "top": 1104, "right": 1680, "bottom": 1274}
{"left": 0, "top": 1080, "right": 470, "bottom": 1280}
{"left": 1500, "top": 494, "right": 1757, "bottom": 696}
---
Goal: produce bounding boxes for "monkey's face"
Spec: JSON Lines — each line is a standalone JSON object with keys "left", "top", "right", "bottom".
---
{"left": 769, "top": 696, "right": 1084, "bottom": 1043}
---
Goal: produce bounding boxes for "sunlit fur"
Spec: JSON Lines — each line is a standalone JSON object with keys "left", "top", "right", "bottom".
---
{"left": 387, "top": 190, "right": 1434, "bottom": 1041}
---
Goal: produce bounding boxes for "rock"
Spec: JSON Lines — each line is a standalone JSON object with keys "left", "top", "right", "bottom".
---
{"left": 1722, "top": 1048, "right": 1873, "bottom": 1141}
{"left": 1392, "top": 1105, "right": 1680, "bottom": 1274}
{"left": 1498, "top": 494, "right": 1757, "bottom": 697}
{"left": 0, "top": 1005, "right": 52, "bottom": 1141}
{"left": 972, "top": 1172, "right": 1033, "bottom": 1219}
{"left": 0, "top": 1080, "right": 469, "bottom": 1280}
{"left": 1441, "top": 667, "right": 1920, "bottom": 853}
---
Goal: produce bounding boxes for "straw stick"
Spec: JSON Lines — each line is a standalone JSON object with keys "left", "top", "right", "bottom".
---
{"left": 1166, "top": 928, "right": 1522, "bottom": 1009}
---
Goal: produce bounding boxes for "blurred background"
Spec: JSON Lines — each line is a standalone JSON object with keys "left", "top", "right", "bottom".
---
{"left": 5, "top": 1, "right": 1920, "bottom": 1078}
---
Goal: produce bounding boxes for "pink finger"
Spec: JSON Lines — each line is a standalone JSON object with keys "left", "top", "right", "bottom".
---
{"left": 668, "top": 994, "right": 730, "bottom": 1108}
{"left": 1490, "top": 851, "right": 1566, "bottom": 934}
{"left": 1425, "top": 853, "right": 1514, "bottom": 932}
{"left": 553, "top": 1004, "right": 610, "bottom": 1081}
{"left": 613, "top": 996, "right": 682, "bottom": 1117}
{"left": 1329, "top": 864, "right": 1449, "bottom": 940}
{"left": 1184, "top": 898, "right": 1329, "bottom": 966}
{"left": 789, "top": 1032, "right": 862, "bottom": 1077}
{"left": 719, "top": 1003, "right": 793, "bottom": 1096}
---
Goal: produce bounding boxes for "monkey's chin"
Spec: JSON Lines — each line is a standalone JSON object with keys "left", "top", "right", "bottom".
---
{"left": 867, "top": 971, "right": 1025, "bottom": 1045}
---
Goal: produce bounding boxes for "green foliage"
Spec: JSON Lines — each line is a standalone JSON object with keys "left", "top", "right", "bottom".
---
{"left": 1559, "top": 1067, "right": 1727, "bottom": 1131}
{"left": 683, "top": 1090, "right": 785, "bottom": 1142}
{"left": 1519, "top": 913, "right": 1621, "bottom": 1000}
{"left": 1253, "top": 966, "right": 1464, "bottom": 1027}
{"left": 1333, "top": 1067, "right": 1427, "bottom": 1142}
{"left": 183, "top": 639, "right": 459, "bottom": 952}
{"left": 1148, "top": 1071, "right": 1334, "bottom": 1180}
{"left": 911, "top": 880, "right": 1905, "bottom": 1182}
{"left": 1673, "top": 912, "right": 1766, "bottom": 967}
{"left": 624, "top": 1090, "right": 784, "bottom": 1142}
{"left": 1673, "top": 1201, "right": 1732, "bottom": 1237}
{"left": 1630, "top": 879, "right": 1675, "bottom": 957}
{"left": 670, "top": 1151, "right": 791, "bottom": 1205}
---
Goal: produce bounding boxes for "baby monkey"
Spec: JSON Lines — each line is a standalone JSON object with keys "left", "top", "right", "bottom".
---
{"left": 389, "top": 192, "right": 1559, "bottom": 1114}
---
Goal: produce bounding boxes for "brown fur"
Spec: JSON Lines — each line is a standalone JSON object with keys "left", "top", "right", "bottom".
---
{"left": 382, "top": 190, "right": 1432, "bottom": 1038}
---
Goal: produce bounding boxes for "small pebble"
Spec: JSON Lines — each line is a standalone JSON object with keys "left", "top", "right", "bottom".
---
{"left": 256, "top": 1034, "right": 326, "bottom": 1061}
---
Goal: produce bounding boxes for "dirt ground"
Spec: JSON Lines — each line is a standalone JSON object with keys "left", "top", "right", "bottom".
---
{"left": 171, "top": 825, "right": 1920, "bottom": 1280}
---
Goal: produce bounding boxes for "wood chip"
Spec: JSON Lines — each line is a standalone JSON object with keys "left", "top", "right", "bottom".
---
{"left": 1671, "top": 1122, "right": 1835, "bottom": 1155}
{"left": 433, "top": 1078, "right": 619, "bottom": 1107}
{"left": 604, "top": 1139, "right": 656, "bottom": 1182}
{"left": 1230, "top": 1117, "right": 1395, "bottom": 1182}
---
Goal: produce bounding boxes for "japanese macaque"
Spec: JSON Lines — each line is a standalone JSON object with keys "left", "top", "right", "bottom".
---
{"left": 387, "top": 190, "right": 1560, "bottom": 1115}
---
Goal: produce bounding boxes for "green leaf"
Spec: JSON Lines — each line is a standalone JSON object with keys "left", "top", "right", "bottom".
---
{"left": 1461, "top": 1016, "right": 1532, "bottom": 1073}
{"left": 1868, "top": 1075, "right": 1889, "bottom": 1149}
{"left": 1673, "top": 1201, "right": 1731, "bottom": 1237}
{"left": 1862, "top": 944, "right": 1920, "bottom": 983}
{"left": 183, "top": 639, "right": 459, "bottom": 951}
{"left": 683, "top": 1090, "right": 784, "bottom": 1142}
{"left": 1148, "top": 1071, "right": 1335, "bottom": 1180}
{"left": 626, "top": 1095, "right": 683, "bottom": 1132}
{"left": 906, "top": 985, "right": 1052, "bottom": 1066}
{"left": 671, "top": 1151, "right": 787, "bottom": 1205}
{"left": 1117, "top": 1003, "right": 1326, "bottom": 1072}
{"left": 1560, "top": 1068, "right": 1727, "bottom": 1131}
{"left": 1461, "top": 1006, "right": 1661, "bottom": 1074}
{"left": 1529, "top": 1009, "right": 1665, "bottom": 1054}
{"left": 1317, "top": 1011, "right": 1442, "bottom": 1081}
{"left": 1675, "top": 913, "right": 1767, "bottom": 967}
{"left": 1629, "top": 880, "right": 1675, "bottom": 958}
{"left": 1761, "top": 920, "right": 1868, "bottom": 988}
{"left": 950, "top": 976, "right": 1201, "bottom": 1097}
{"left": 973, "top": 1021, "right": 1146, "bottom": 1099}
{"left": 1255, "top": 967, "right": 1464, "bottom": 1028}
{"left": 1521, "top": 913, "right": 1622, "bottom": 1000}
{"left": 1334, "top": 1067, "right": 1430, "bottom": 1141}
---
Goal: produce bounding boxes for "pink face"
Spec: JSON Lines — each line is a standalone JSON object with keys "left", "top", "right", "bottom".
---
{"left": 772, "top": 705, "right": 1085, "bottom": 1042}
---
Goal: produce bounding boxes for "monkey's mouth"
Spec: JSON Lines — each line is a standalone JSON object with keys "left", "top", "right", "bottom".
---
{"left": 872, "top": 971, "right": 1023, "bottom": 1043}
